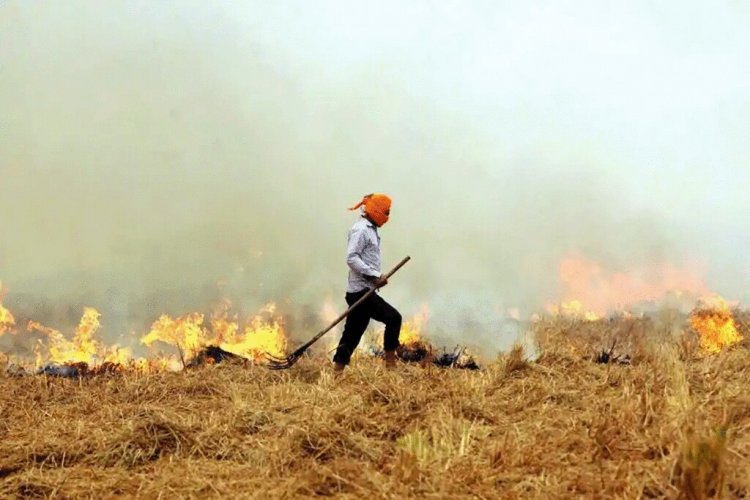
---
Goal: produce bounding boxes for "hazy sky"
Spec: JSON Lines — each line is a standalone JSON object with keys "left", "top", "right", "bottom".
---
{"left": 1, "top": 1, "right": 749, "bottom": 349}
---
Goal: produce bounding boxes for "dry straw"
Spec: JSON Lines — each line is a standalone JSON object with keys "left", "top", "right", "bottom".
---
{"left": 1, "top": 316, "right": 748, "bottom": 498}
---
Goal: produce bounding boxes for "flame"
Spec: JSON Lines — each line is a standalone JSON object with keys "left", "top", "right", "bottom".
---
{"left": 211, "top": 299, "right": 240, "bottom": 345}
{"left": 65, "top": 306, "right": 100, "bottom": 362}
{"left": 141, "top": 302, "right": 287, "bottom": 362}
{"left": 0, "top": 303, "right": 15, "bottom": 336}
{"left": 546, "top": 300, "right": 600, "bottom": 321}
{"left": 0, "top": 281, "right": 16, "bottom": 336}
{"left": 27, "top": 319, "right": 60, "bottom": 337}
{"left": 103, "top": 346, "right": 133, "bottom": 365}
{"left": 356, "top": 304, "right": 430, "bottom": 355}
{"left": 26, "top": 307, "right": 131, "bottom": 366}
{"left": 550, "top": 253, "right": 710, "bottom": 317}
{"left": 142, "top": 312, "right": 208, "bottom": 355}
{"left": 689, "top": 296, "right": 743, "bottom": 353}
{"left": 219, "top": 303, "right": 287, "bottom": 361}
{"left": 399, "top": 304, "right": 430, "bottom": 346}
{"left": 48, "top": 307, "right": 97, "bottom": 364}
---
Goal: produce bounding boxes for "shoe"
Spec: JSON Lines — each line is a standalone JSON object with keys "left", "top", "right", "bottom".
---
{"left": 384, "top": 350, "right": 397, "bottom": 369}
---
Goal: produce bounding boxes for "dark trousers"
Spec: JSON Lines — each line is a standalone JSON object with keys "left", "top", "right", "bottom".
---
{"left": 333, "top": 290, "right": 402, "bottom": 366}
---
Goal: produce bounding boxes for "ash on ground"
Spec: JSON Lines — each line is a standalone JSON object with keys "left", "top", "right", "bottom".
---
{"left": 188, "top": 345, "right": 247, "bottom": 367}
{"left": 367, "top": 342, "right": 480, "bottom": 370}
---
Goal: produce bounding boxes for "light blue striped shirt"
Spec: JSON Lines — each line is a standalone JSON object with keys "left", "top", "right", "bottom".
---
{"left": 346, "top": 218, "right": 382, "bottom": 293}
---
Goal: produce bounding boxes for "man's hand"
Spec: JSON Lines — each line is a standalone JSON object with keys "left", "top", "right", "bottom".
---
{"left": 373, "top": 276, "right": 388, "bottom": 288}
{"left": 366, "top": 275, "right": 388, "bottom": 288}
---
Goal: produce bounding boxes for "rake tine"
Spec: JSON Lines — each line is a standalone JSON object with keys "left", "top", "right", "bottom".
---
{"left": 263, "top": 351, "right": 303, "bottom": 370}
{"left": 267, "top": 360, "right": 292, "bottom": 370}
{"left": 263, "top": 342, "right": 311, "bottom": 370}
{"left": 263, "top": 354, "right": 290, "bottom": 366}
{"left": 263, "top": 356, "right": 289, "bottom": 369}
{"left": 263, "top": 352, "right": 289, "bottom": 363}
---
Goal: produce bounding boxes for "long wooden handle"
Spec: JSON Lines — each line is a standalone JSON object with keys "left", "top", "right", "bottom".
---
{"left": 291, "top": 256, "right": 411, "bottom": 356}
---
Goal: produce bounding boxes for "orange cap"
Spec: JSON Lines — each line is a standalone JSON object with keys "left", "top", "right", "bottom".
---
{"left": 349, "top": 193, "right": 391, "bottom": 226}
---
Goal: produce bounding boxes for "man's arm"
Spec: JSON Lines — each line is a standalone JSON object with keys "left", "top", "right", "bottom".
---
{"left": 346, "top": 228, "right": 381, "bottom": 279}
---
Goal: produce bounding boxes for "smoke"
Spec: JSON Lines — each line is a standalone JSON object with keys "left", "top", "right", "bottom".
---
{"left": 2, "top": 1, "right": 749, "bottom": 354}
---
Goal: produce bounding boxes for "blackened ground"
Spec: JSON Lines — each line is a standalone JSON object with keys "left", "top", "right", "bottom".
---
{"left": 187, "top": 345, "right": 247, "bottom": 368}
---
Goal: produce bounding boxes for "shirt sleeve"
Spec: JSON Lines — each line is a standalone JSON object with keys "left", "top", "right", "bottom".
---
{"left": 346, "top": 227, "right": 381, "bottom": 278}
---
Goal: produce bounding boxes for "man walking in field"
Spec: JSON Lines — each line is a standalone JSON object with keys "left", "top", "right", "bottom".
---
{"left": 333, "top": 193, "right": 402, "bottom": 372}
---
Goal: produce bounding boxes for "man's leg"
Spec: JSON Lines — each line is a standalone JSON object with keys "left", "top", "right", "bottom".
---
{"left": 369, "top": 294, "right": 402, "bottom": 367}
{"left": 332, "top": 291, "right": 371, "bottom": 367}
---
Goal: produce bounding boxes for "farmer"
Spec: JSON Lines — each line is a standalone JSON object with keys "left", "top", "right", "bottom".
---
{"left": 333, "top": 193, "right": 402, "bottom": 372}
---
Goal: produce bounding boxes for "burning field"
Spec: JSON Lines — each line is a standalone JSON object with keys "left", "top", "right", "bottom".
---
{"left": 1, "top": 285, "right": 749, "bottom": 498}
{"left": 5, "top": 1, "right": 750, "bottom": 495}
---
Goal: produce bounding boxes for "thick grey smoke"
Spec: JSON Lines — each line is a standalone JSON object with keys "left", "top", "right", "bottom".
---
{"left": 2, "top": 1, "right": 749, "bottom": 354}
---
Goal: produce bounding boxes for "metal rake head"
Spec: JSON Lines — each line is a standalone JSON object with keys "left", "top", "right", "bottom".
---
{"left": 264, "top": 351, "right": 302, "bottom": 370}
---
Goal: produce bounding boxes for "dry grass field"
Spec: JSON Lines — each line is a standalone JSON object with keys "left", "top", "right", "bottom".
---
{"left": 1, "top": 314, "right": 749, "bottom": 499}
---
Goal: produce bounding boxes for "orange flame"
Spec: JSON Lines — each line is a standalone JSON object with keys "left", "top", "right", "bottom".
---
{"left": 141, "top": 302, "right": 287, "bottom": 362}
{"left": 550, "top": 254, "right": 710, "bottom": 317}
{"left": 219, "top": 303, "right": 287, "bottom": 361}
{"left": 356, "top": 304, "right": 430, "bottom": 355}
{"left": 0, "top": 303, "right": 15, "bottom": 336}
{"left": 399, "top": 304, "right": 430, "bottom": 346}
{"left": 211, "top": 299, "right": 240, "bottom": 345}
{"left": 142, "top": 312, "right": 207, "bottom": 355}
{"left": 0, "top": 281, "right": 16, "bottom": 336}
{"left": 689, "top": 296, "right": 743, "bottom": 353}
{"left": 546, "top": 300, "right": 600, "bottom": 321}
{"left": 28, "top": 307, "right": 131, "bottom": 366}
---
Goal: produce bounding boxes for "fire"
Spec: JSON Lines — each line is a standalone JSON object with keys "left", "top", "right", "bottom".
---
{"left": 219, "top": 303, "right": 287, "bottom": 361}
{"left": 356, "top": 304, "right": 430, "bottom": 356}
{"left": 550, "top": 253, "right": 710, "bottom": 317}
{"left": 546, "top": 300, "right": 599, "bottom": 321}
{"left": 141, "top": 302, "right": 287, "bottom": 362}
{"left": 211, "top": 299, "right": 240, "bottom": 344}
{"left": 0, "top": 281, "right": 16, "bottom": 336}
{"left": 0, "top": 303, "right": 15, "bottom": 336}
{"left": 142, "top": 312, "right": 206, "bottom": 354}
{"left": 103, "top": 345, "right": 134, "bottom": 366}
{"left": 65, "top": 306, "right": 100, "bottom": 362}
{"left": 689, "top": 296, "right": 743, "bottom": 354}
{"left": 399, "top": 304, "right": 430, "bottom": 346}
{"left": 28, "top": 307, "right": 131, "bottom": 366}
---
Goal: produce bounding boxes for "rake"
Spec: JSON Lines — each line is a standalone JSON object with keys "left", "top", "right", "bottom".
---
{"left": 265, "top": 256, "right": 411, "bottom": 369}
